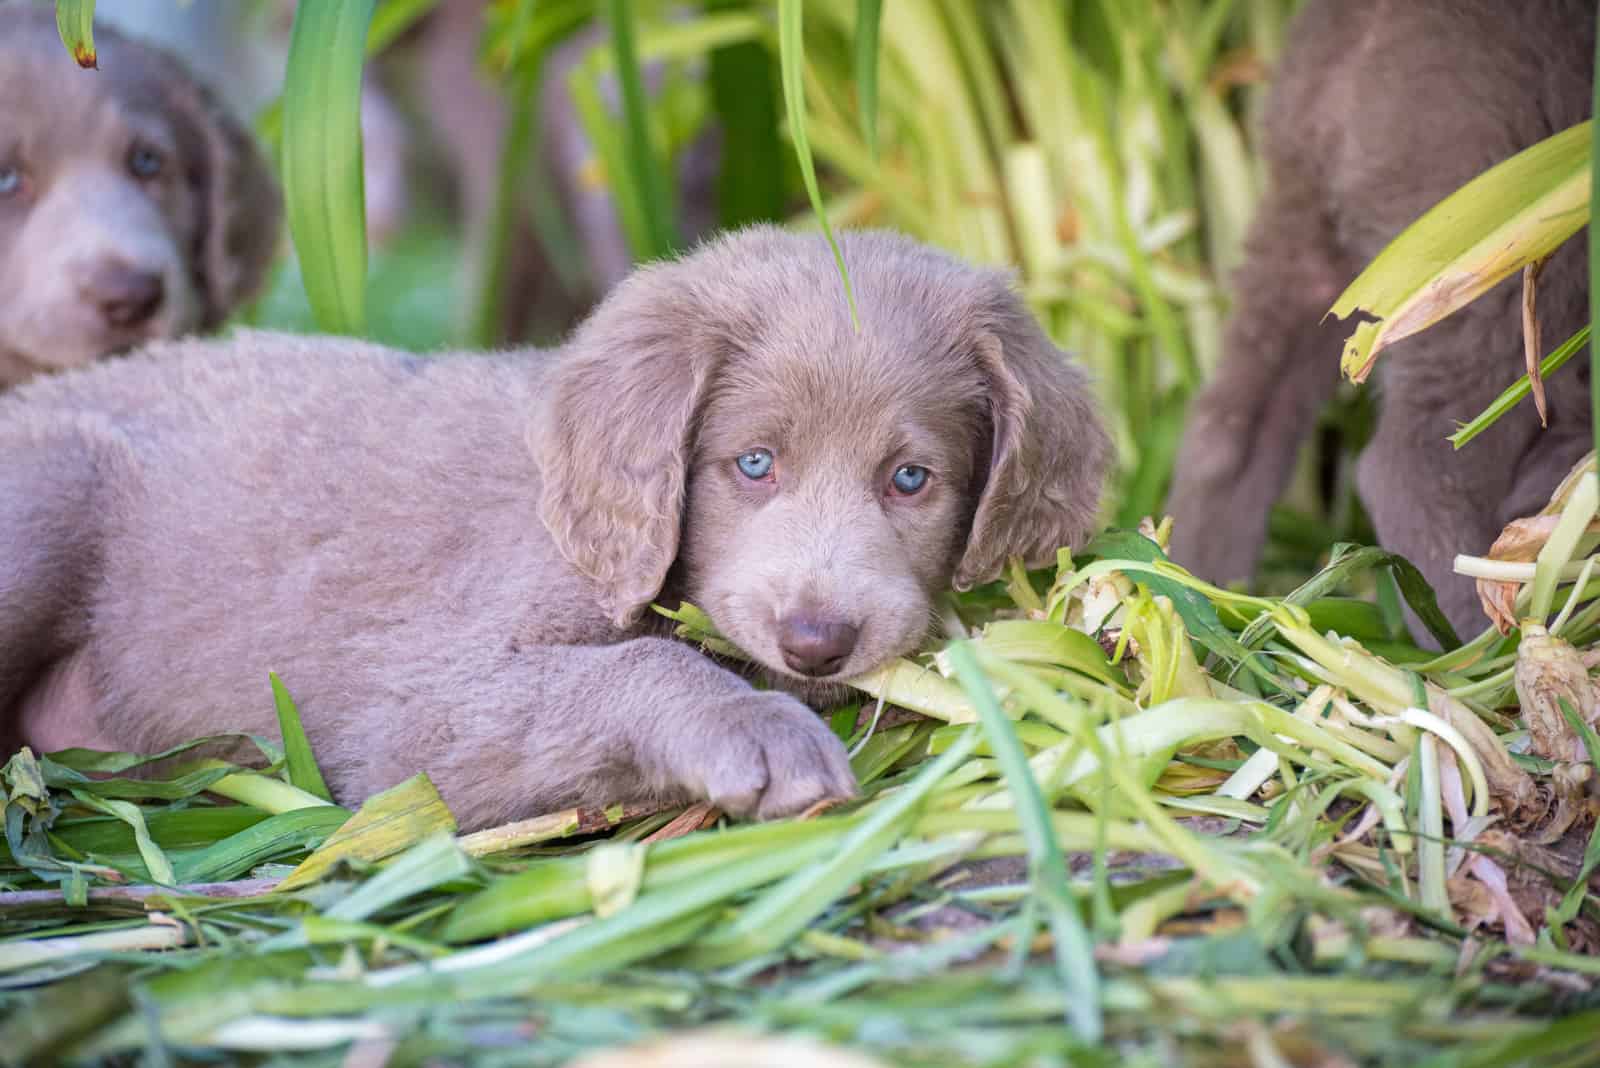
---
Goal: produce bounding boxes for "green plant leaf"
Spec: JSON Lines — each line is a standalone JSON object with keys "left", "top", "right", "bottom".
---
{"left": 1591, "top": 17, "right": 1600, "bottom": 469}
{"left": 269, "top": 673, "right": 333, "bottom": 803}
{"left": 1450, "top": 326, "right": 1591, "bottom": 448}
{"left": 278, "top": 773, "right": 454, "bottom": 891}
{"left": 1081, "top": 529, "right": 1258, "bottom": 668}
{"left": 368, "top": 0, "right": 442, "bottom": 53}
{"left": 53, "top": 0, "right": 97, "bottom": 68}
{"left": 323, "top": 832, "right": 473, "bottom": 922}
{"left": 65, "top": 792, "right": 174, "bottom": 886}
{"left": 281, "top": 0, "right": 377, "bottom": 334}
{"left": 947, "top": 641, "right": 1103, "bottom": 1042}
{"left": 606, "top": 0, "right": 679, "bottom": 260}
{"left": 1333, "top": 121, "right": 1591, "bottom": 383}
{"left": 707, "top": 4, "right": 786, "bottom": 229}
{"left": 778, "top": 0, "right": 859, "bottom": 326}
{"left": 172, "top": 805, "right": 350, "bottom": 884}
{"left": 854, "top": 0, "right": 883, "bottom": 158}
{"left": 678, "top": 725, "right": 983, "bottom": 967}
{"left": 1236, "top": 544, "right": 1460, "bottom": 652}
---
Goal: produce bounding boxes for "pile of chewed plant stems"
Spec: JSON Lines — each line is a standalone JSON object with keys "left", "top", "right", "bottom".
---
{"left": 7, "top": 0, "right": 1597, "bottom": 1064}
{"left": 2, "top": 494, "right": 1598, "bottom": 1066}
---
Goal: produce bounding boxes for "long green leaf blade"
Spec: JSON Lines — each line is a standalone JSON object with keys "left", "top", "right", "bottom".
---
{"left": 173, "top": 805, "right": 352, "bottom": 883}
{"left": 1450, "top": 326, "right": 1591, "bottom": 448}
{"left": 1332, "top": 121, "right": 1591, "bottom": 383}
{"left": 778, "top": 0, "right": 859, "bottom": 326}
{"left": 946, "top": 641, "right": 1104, "bottom": 1042}
{"left": 607, "top": 0, "right": 679, "bottom": 260}
{"left": 707, "top": 4, "right": 785, "bottom": 228}
{"left": 1591, "top": 14, "right": 1600, "bottom": 466}
{"left": 679, "top": 725, "right": 984, "bottom": 967}
{"left": 278, "top": 773, "right": 455, "bottom": 890}
{"left": 270, "top": 673, "right": 333, "bottom": 803}
{"left": 66, "top": 792, "right": 175, "bottom": 886}
{"left": 854, "top": 0, "right": 883, "bottom": 158}
{"left": 281, "top": 0, "right": 376, "bottom": 334}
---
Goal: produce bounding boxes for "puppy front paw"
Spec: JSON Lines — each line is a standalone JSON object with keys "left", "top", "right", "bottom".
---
{"left": 688, "top": 692, "right": 858, "bottom": 820}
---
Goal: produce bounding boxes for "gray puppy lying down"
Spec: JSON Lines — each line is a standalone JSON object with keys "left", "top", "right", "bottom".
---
{"left": 0, "top": 4, "right": 282, "bottom": 388}
{"left": 1165, "top": 0, "right": 1594, "bottom": 635}
{"left": 0, "top": 228, "right": 1110, "bottom": 830}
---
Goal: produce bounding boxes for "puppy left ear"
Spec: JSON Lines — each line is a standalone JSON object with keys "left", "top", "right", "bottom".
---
{"left": 531, "top": 262, "right": 735, "bottom": 627}
{"left": 166, "top": 78, "right": 283, "bottom": 326}
{"left": 954, "top": 291, "right": 1111, "bottom": 588}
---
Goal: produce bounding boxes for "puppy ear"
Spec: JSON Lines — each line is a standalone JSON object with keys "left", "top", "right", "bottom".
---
{"left": 532, "top": 267, "right": 725, "bottom": 627}
{"left": 165, "top": 77, "right": 283, "bottom": 326}
{"left": 954, "top": 291, "right": 1111, "bottom": 588}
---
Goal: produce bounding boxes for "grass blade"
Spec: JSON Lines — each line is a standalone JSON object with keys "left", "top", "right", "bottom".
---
{"left": 707, "top": 3, "right": 786, "bottom": 228}
{"left": 323, "top": 833, "right": 473, "bottom": 922}
{"left": 281, "top": 0, "right": 377, "bottom": 334}
{"left": 1451, "top": 326, "right": 1591, "bottom": 448}
{"left": 173, "top": 806, "right": 351, "bottom": 884}
{"left": 278, "top": 773, "right": 454, "bottom": 891}
{"left": 367, "top": 0, "right": 442, "bottom": 53}
{"left": 606, "top": 0, "right": 679, "bottom": 260}
{"left": 679, "top": 725, "right": 984, "bottom": 967}
{"left": 946, "top": 641, "right": 1103, "bottom": 1042}
{"left": 1332, "top": 121, "right": 1590, "bottom": 384}
{"left": 444, "top": 819, "right": 845, "bottom": 943}
{"left": 269, "top": 673, "right": 333, "bottom": 803}
{"left": 1592, "top": 13, "right": 1600, "bottom": 467}
{"left": 65, "top": 793, "right": 175, "bottom": 887}
{"left": 854, "top": 0, "right": 883, "bottom": 158}
{"left": 778, "top": 0, "right": 859, "bottom": 326}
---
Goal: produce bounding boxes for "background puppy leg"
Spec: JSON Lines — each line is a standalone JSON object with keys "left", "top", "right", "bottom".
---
{"left": 330, "top": 637, "right": 857, "bottom": 831}
{"left": 1166, "top": 174, "right": 1346, "bottom": 586}
{"left": 1356, "top": 301, "right": 1543, "bottom": 639}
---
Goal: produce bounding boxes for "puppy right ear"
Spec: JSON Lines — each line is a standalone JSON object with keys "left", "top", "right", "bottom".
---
{"left": 531, "top": 266, "right": 724, "bottom": 627}
{"left": 161, "top": 70, "right": 283, "bottom": 325}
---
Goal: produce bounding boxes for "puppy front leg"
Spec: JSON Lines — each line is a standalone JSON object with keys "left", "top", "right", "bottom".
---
{"left": 360, "top": 637, "right": 858, "bottom": 831}
{"left": 1356, "top": 350, "right": 1532, "bottom": 641}
{"left": 1166, "top": 168, "right": 1346, "bottom": 586}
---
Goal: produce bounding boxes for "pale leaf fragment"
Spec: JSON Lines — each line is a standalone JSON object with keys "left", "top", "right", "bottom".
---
{"left": 1332, "top": 121, "right": 1590, "bottom": 384}
{"left": 1512, "top": 622, "right": 1597, "bottom": 764}
{"left": 1522, "top": 258, "right": 1548, "bottom": 425}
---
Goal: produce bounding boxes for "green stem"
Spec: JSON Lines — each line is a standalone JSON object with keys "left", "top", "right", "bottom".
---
{"left": 1591, "top": 11, "right": 1600, "bottom": 463}
{"left": 607, "top": 0, "right": 679, "bottom": 259}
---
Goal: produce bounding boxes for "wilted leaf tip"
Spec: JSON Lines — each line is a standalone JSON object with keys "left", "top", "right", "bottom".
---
{"left": 55, "top": 1, "right": 98, "bottom": 69}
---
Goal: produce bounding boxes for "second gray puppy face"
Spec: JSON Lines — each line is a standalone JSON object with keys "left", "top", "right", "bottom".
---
{"left": 0, "top": 8, "right": 281, "bottom": 388}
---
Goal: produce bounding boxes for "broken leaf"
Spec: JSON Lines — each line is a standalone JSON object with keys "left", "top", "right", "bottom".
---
{"left": 1332, "top": 121, "right": 1590, "bottom": 383}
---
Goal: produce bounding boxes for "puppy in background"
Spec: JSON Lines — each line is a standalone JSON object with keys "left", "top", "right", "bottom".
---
{"left": 0, "top": 228, "right": 1109, "bottom": 830}
{"left": 0, "top": 4, "right": 281, "bottom": 389}
{"left": 1165, "top": 0, "right": 1594, "bottom": 635}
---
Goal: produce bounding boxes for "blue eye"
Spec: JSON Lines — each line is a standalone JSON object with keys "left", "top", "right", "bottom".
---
{"left": 736, "top": 448, "right": 774, "bottom": 481}
{"left": 891, "top": 464, "right": 929, "bottom": 495}
{"left": 128, "top": 146, "right": 163, "bottom": 179}
{"left": 0, "top": 167, "right": 20, "bottom": 197}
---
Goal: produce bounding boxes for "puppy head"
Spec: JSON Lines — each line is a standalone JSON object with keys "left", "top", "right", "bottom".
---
{"left": 0, "top": 8, "right": 280, "bottom": 386}
{"left": 535, "top": 227, "right": 1110, "bottom": 682}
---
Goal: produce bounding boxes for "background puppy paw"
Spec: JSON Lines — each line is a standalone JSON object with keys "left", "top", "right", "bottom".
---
{"left": 692, "top": 692, "right": 858, "bottom": 820}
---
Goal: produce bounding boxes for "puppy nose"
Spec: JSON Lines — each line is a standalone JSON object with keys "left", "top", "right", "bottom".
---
{"left": 82, "top": 263, "right": 164, "bottom": 328}
{"left": 777, "top": 615, "right": 860, "bottom": 677}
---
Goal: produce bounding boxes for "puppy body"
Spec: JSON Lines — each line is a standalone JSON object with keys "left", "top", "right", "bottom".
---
{"left": 1166, "top": 0, "right": 1594, "bottom": 634}
{"left": 0, "top": 4, "right": 280, "bottom": 387}
{"left": 1, "top": 228, "right": 1108, "bottom": 829}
